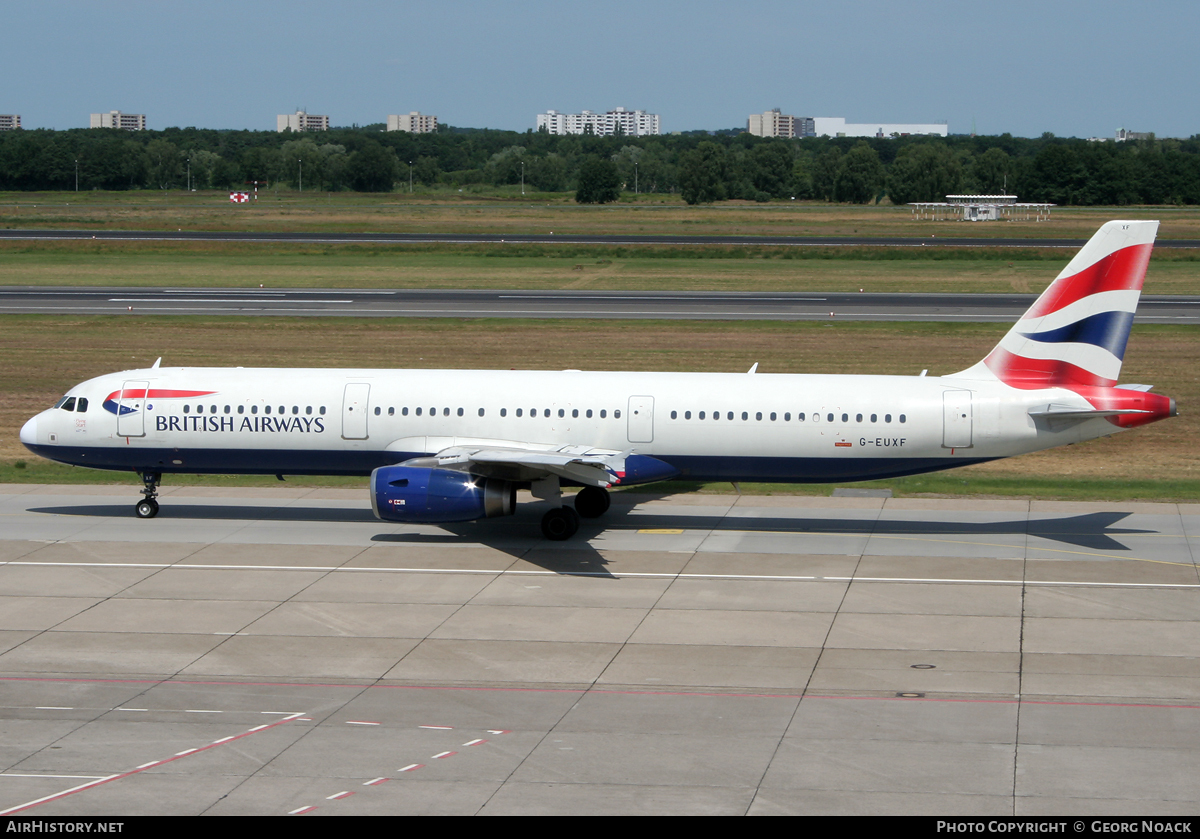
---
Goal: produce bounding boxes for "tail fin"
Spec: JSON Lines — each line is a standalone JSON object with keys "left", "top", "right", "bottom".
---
{"left": 952, "top": 220, "right": 1158, "bottom": 389}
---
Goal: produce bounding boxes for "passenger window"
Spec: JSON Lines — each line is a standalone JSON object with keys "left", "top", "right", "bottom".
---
{"left": 885, "top": 414, "right": 892, "bottom": 423}
{"left": 699, "top": 411, "right": 705, "bottom": 420}
{"left": 586, "top": 409, "right": 593, "bottom": 418}
{"left": 812, "top": 413, "right": 819, "bottom": 423}
{"left": 615, "top": 409, "right": 621, "bottom": 419}
{"left": 251, "top": 405, "right": 258, "bottom": 415}
{"left": 827, "top": 413, "right": 834, "bottom": 423}
{"left": 224, "top": 405, "right": 230, "bottom": 414}
{"left": 726, "top": 412, "right": 732, "bottom": 421}
{"left": 62, "top": 397, "right": 76, "bottom": 411}
{"left": 374, "top": 407, "right": 381, "bottom": 416}
{"left": 306, "top": 406, "right": 313, "bottom": 415}
{"left": 785, "top": 412, "right": 792, "bottom": 421}
{"left": 856, "top": 414, "right": 862, "bottom": 422}
{"left": 416, "top": 407, "right": 423, "bottom": 416}
{"left": 388, "top": 407, "right": 395, "bottom": 416}
{"left": 671, "top": 411, "right": 677, "bottom": 419}
{"left": 457, "top": 408, "right": 464, "bottom": 417}
{"left": 264, "top": 406, "right": 271, "bottom": 414}
{"left": 238, "top": 405, "right": 245, "bottom": 414}
{"left": 741, "top": 412, "right": 748, "bottom": 421}
{"left": 558, "top": 409, "right": 564, "bottom": 418}
{"left": 184, "top": 404, "right": 190, "bottom": 414}
{"left": 713, "top": 411, "right": 719, "bottom": 421}
{"left": 402, "top": 407, "right": 409, "bottom": 416}
{"left": 841, "top": 413, "right": 848, "bottom": 423}
{"left": 500, "top": 408, "right": 507, "bottom": 417}
{"left": 278, "top": 406, "right": 284, "bottom": 415}
{"left": 292, "top": 406, "right": 298, "bottom": 415}
{"left": 516, "top": 408, "right": 522, "bottom": 417}
{"left": 685, "top": 411, "right": 692, "bottom": 419}
{"left": 900, "top": 414, "right": 907, "bottom": 423}
{"left": 572, "top": 409, "right": 578, "bottom": 418}
{"left": 600, "top": 410, "right": 607, "bottom": 418}
{"left": 871, "top": 414, "right": 877, "bottom": 423}
{"left": 758, "top": 412, "right": 764, "bottom": 421}
{"left": 197, "top": 405, "right": 204, "bottom": 414}
{"left": 544, "top": 409, "right": 550, "bottom": 418}
{"left": 320, "top": 406, "right": 326, "bottom": 415}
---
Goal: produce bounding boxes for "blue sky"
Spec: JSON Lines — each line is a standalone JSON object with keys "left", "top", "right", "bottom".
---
{"left": 4, "top": 0, "right": 1196, "bottom": 138}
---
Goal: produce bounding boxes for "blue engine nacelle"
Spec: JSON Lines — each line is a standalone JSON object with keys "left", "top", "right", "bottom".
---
{"left": 370, "top": 465, "right": 516, "bottom": 523}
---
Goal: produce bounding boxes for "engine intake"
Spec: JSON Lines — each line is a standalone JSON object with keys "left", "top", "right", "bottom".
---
{"left": 371, "top": 465, "right": 516, "bottom": 523}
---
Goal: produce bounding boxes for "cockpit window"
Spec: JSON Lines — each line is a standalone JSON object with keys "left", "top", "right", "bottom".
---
{"left": 76, "top": 397, "right": 88, "bottom": 413}
{"left": 54, "top": 396, "right": 70, "bottom": 409}
{"left": 60, "top": 397, "right": 77, "bottom": 412}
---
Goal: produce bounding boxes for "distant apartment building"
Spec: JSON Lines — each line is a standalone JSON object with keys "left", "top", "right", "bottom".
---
{"left": 0, "top": 114, "right": 20, "bottom": 131}
{"left": 747, "top": 109, "right": 813, "bottom": 139}
{"left": 812, "top": 117, "right": 947, "bottom": 138}
{"left": 537, "top": 107, "right": 660, "bottom": 137}
{"left": 90, "top": 111, "right": 146, "bottom": 130}
{"left": 1115, "top": 128, "right": 1153, "bottom": 142}
{"left": 387, "top": 112, "right": 438, "bottom": 133}
{"left": 277, "top": 110, "right": 330, "bottom": 132}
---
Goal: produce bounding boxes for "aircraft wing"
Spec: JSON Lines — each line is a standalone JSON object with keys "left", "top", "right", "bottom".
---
{"left": 391, "top": 438, "right": 628, "bottom": 486}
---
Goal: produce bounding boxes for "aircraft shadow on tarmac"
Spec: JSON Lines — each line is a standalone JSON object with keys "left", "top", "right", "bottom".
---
{"left": 28, "top": 502, "right": 1149, "bottom": 579}
{"left": 31, "top": 504, "right": 1148, "bottom": 551}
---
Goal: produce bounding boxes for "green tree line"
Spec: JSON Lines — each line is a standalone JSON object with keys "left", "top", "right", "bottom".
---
{"left": 1, "top": 124, "right": 1198, "bottom": 206}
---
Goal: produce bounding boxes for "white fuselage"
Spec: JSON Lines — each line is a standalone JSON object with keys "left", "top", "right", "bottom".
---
{"left": 21, "top": 366, "right": 1118, "bottom": 483}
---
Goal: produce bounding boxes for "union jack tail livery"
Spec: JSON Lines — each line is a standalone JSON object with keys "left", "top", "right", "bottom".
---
{"left": 957, "top": 220, "right": 1158, "bottom": 389}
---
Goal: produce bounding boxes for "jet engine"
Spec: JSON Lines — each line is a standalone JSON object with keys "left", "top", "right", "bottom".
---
{"left": 370, "top": 465, "right": 516, "bottom": 523}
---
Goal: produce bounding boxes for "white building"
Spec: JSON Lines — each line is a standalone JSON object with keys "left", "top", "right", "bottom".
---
{"left": 90, "top": 111, "right": 146, "bottom": 130}
{"left": 747, "top": 109, "right": 813, "bottom": 139}
{"left": 0, "top": 114, "right": 20, "bottom": 131}
{"left": 812, "top": 117, "right": 947, "bottom": 138}
{"left": 387, "top": 112, "right": 438, "bottom": 133}
{"left": 537, "top": 107, "right": 660, "bottom": 137}
{"left": 277, "top": 110, "right": 329, "bottom": 132}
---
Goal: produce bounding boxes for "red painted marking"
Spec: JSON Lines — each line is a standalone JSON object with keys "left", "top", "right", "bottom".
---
{"left": 487, "top": 730, "right": 511, "bottom": 735}
{"left": 289, "top": 806, "right": 317, "bottom": 815}
{"left": 326, "top": 791, "right": 354, "bottom": 800}
{"left": 432, "top": 751, "right": 457, "bottom": 759}
{"left": 364, "top": 778, "right": 388, "bottom": 786}
{"left": 399, "top": 764, "right": 424, "bottom": 772}
{"left": 462, "top": 739, "right": 488, "bottom": 747}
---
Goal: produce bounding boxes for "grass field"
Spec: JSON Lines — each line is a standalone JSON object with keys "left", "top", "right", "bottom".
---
{"left": 1, "top": 240, "right": 1198, "bottom": 295}
{"left": 3, "top": 316, "right": 1196, "bottom": 500}
{"left": 4, "top": 190, "right": 1200, "bottom": 240}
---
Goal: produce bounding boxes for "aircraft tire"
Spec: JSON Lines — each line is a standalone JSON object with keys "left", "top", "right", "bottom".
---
{"left": 541, "top": 506, "right": 580, "bottom": 541}
{"left": 574, "top": 486, "right": 611, "bottom": 518}
{"left": 135, "top": 499, "right": 159, "bottom": 519}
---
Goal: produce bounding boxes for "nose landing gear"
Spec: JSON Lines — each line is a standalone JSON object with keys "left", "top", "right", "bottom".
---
{"left": 135, "top": 471, "right": 161, "bottom": 519}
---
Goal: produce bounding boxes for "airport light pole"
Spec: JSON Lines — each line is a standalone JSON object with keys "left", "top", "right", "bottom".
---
{"left": 521, "top": 160, "right": 525, "bottom": 196}
{"left": 409, "top": 160, "right": 413, "bottom": 194}
{"left": 74, "top": 159, "right": 78, "bottom": 192}
{"left": 298, "top": 158, "right": 302, "bottom": 193}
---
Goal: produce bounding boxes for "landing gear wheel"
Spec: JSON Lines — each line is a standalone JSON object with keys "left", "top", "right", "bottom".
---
{"left": 135, "top": 499, "right": 159, "bottom": 519}
{"left": 541, "top": 505, "right": 580, "bottom": 541}
{"left": 574, "top": 486, "right": 611, "bottom": 519}
{"left": 135, "top": 471, "right": 162, "bottom": 519}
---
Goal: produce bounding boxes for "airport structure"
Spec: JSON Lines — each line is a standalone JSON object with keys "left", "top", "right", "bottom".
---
{"left": 908, "top": 194, "right": 1053, "bottom": 222}
{"left": 0, "top": 114, "right": 20, "bottom": 131}
{"left": 89, "top": 111, "right": 146, "bottom": 130}
{"left": 277, "top": 110, "right": 330, "bottom": 132}
{"left": 1116, "top": 128, "right": 1153, "bottom": 142}
{"left": 537, "top": 107, "right": 660, "bottom": 137}
{"left": 387, "top": 112, "right": 438, "bottom": 133}
{"left": 747, "top": 109, "right": 813, "bottom": 139}
{"left": 748, "top": 111, "right": 947, "bottom": 139}
{"left": 813, "top": 117, "right": 947, "bottom": 138}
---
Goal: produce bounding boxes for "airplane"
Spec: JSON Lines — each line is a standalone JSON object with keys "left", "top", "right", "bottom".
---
{"left": 19, "top": 220, "right": 1176, "bottom": 541}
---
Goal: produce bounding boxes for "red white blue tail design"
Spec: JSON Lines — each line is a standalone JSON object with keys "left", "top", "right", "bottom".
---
{"left": 956, "top": 220, "right": 1158, "bottom": 389}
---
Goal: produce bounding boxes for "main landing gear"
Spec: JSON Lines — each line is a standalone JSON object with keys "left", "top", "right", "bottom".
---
{"left": 539, "top": 486, "right": 611, "bottom": 541}
{"left": 135, "top": 471, "right": 161, "bottom": 519}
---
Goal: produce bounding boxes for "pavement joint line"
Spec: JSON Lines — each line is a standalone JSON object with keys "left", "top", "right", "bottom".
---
{"left": 0, "top": 712, "right": 307, "bottom": 816}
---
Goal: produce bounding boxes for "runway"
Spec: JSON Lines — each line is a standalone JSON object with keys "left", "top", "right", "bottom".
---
{"left": 2, "top": 286, "right": 1198, "bottom": 323}
{"left": 2, "top": 227, "right": 1199, "bottom": 249}
{"left": 1, "top": 483, "right": 1198, "bottom": 815}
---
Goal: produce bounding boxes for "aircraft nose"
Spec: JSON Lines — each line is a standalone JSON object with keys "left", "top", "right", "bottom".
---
{"left": 20, "top": 415, "right": 38, "bottom": 447}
